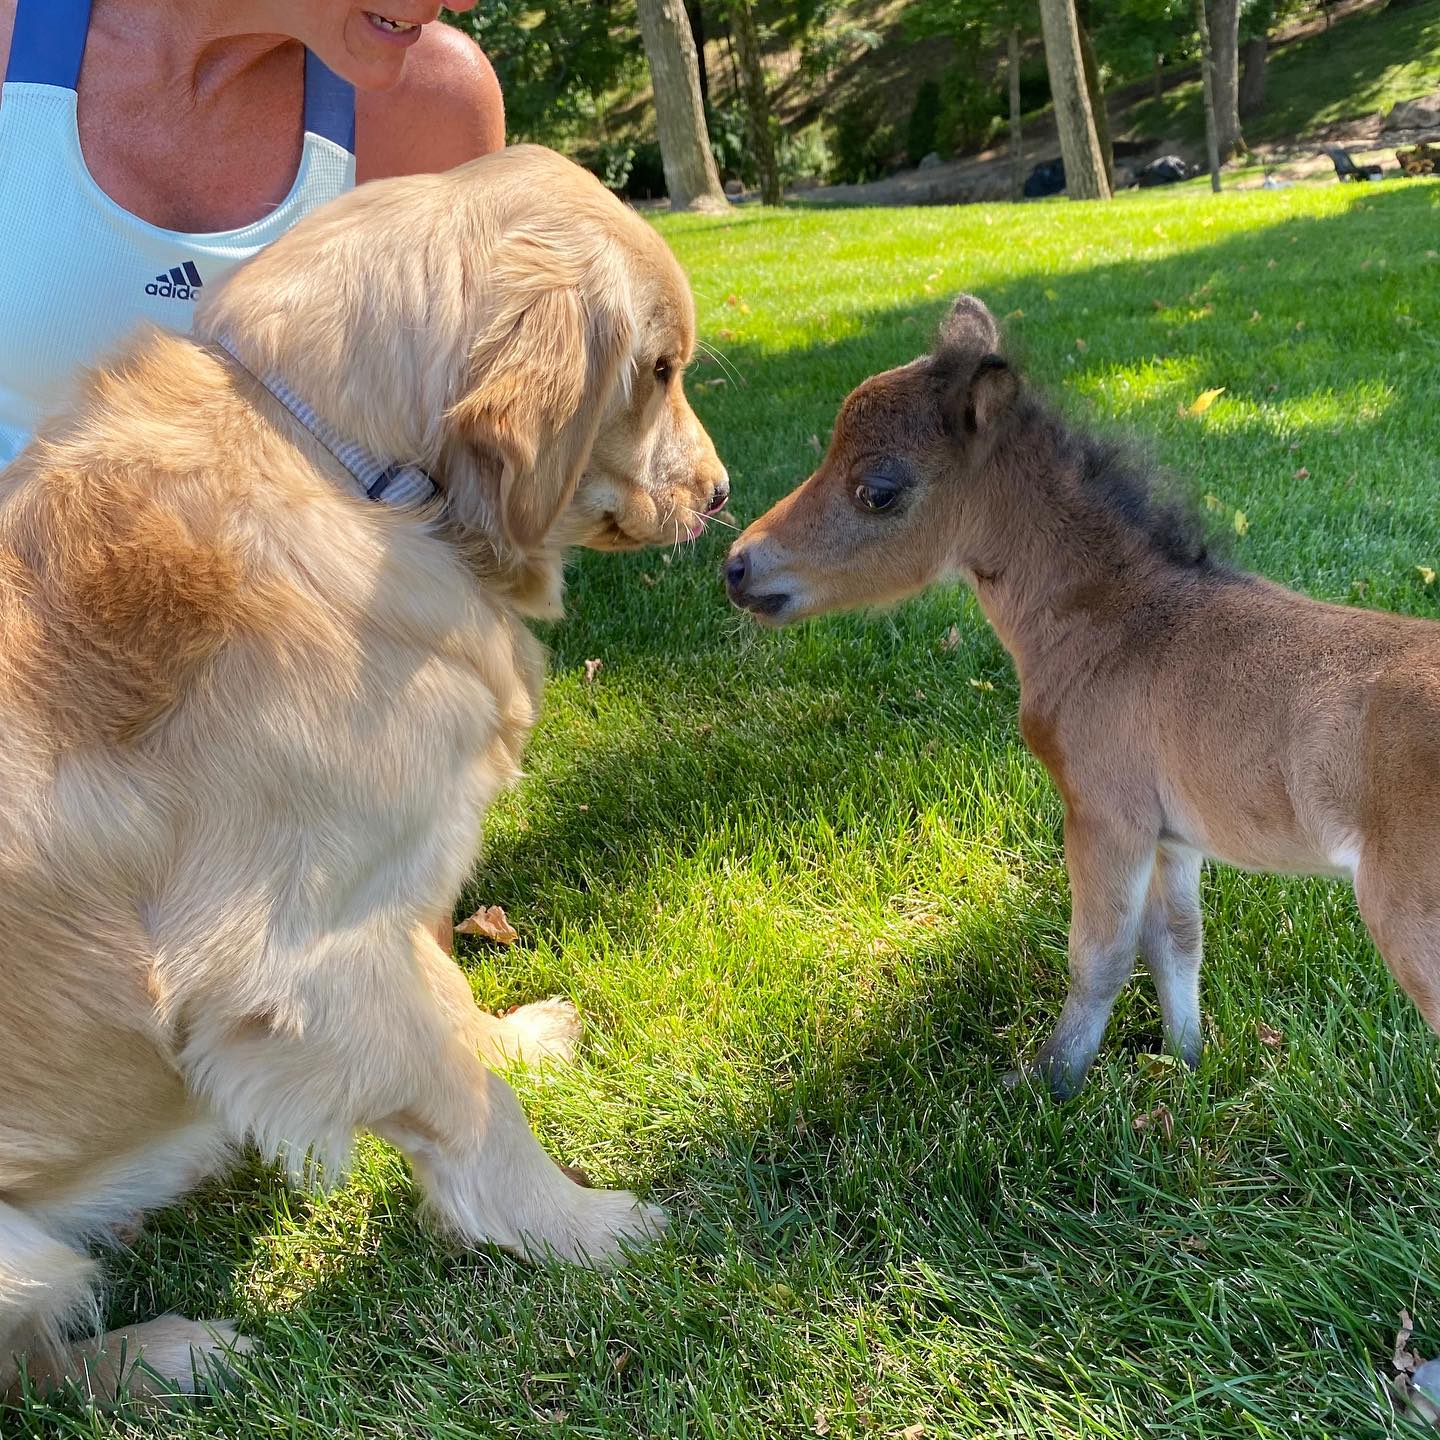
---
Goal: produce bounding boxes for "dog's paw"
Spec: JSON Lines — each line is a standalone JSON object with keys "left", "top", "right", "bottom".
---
{"left": 499, "top": 997, "right": 583, "bottom": 1070}
{"left": 521, "top": 1188, "right": 668, "bottom": 1269}
{"left": 70, "top": 1316, "right": 255, "bottom": 1402}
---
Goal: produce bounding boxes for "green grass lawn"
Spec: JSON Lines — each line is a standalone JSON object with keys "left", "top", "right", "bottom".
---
{"left": 10, "top": 180, "right": 1440, "bottom": 1439}
{"left": 1121, "top": 0, "right": 1440, "bottom": 151}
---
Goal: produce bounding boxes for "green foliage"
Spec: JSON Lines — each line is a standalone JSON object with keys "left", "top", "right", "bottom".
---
{"left": 936, "top": 59, "right": 1006, "bottom": 154}
{"left": 906, "top": 78, "right": 943, "bottom": 165}
{"left": 448, "top": 2, "right": 643, "bottom": 145}
{"left": 574, "top": 137, "right": 667, "bottom": 199}
{"left": 777, "top": 121, "right": 834, "bottom": 187}
{"left": 827, "top": 85, "right": 900, "bottom": 183}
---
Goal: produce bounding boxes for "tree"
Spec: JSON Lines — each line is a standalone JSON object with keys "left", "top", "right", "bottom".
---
{"left": 1074, "top": 6, "right": 1114, "bottom": 188}
{"left": 1038, "top": 0, "right": 1111, "bottom": 199}
{"left": 1008, "top": 27, "right": 1025, "bottom": 201}
{"left": 1193, "top": 0, "right": 1222, "bottom": 190}
{"left": 727, "top": 0, "right": 782, "bottom": 205}
{"left": 636, "top": 0, "right": 730, "bottom": 211}
{"left": 1207, "top": 0, "right": 1244, "bottom": 159}
{"left": 685, "top": 0, "right": 710, "bottom": 108}
{"left": 1238, "top": 0, "right": 1275, "bottom": 118}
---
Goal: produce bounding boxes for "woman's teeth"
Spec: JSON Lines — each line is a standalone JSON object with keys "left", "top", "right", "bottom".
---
{"left": 366, "top": 12, "right": 418, "bottom": 32}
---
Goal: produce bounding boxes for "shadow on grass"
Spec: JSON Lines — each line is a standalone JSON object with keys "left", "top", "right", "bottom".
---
{"left": 11, "top": 181, "right": 1440, "bottom": 1438}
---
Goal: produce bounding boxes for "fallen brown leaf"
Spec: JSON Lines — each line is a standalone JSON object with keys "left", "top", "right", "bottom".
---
{"left": 455, "top": 905, "right": 519, "bottom": 945}
{"left": 814, "top": 1411, "right": 831, "bottom": 1437}
{"left": 1132, "top": 1103, "right": 1174, "bottom": 1140}
{"left": 940, "top": 624, "right": 961, "bottom": 652}
{"left": 583, "top": 658, "right": 603, "bottom": 684}
{"left": 1257, "top": 1021, "right": 1284, "bottom": 1049}
{"left": 899, "top": 1425, "right": 926, "bottom": 1440}
{"left": 1396, "top": 1309, "right": 1423, "bottom": 1376}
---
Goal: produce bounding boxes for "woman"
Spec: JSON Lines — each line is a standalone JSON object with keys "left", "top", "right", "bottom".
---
{"left": 0, "top": 0, "right": 502, "bottom": 465}
{"left": 0, "top": 0, "right": 503, "bottom": 947}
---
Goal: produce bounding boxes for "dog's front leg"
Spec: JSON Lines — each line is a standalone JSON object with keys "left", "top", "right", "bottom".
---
{"left": 372, "top": 931, "right": 665, "bottom": 1266}
{"left": 1016, "top": 812, "right": 1157, "bottom": 1099}
{"left": 374, "top": 1043, "right": 665, "bottom": 1266}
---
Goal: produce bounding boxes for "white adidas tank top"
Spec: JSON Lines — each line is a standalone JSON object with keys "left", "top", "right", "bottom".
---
{"left": 0, "top": 0, "right": 357, "bottom": 466}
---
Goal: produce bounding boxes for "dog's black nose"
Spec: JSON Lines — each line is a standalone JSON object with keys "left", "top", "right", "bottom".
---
{"left": 724, "top": 550, "right": 748, "bottom": 596}
{"left": 705, "top": 483, "right": 730, "bottom": 516}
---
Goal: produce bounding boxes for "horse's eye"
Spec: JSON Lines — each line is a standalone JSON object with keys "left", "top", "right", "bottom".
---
{"left": 654, "top": 358, "right": 673, "bottom": 385}
{"left": 854, "top": 481, "right": 900, "bottom": 513}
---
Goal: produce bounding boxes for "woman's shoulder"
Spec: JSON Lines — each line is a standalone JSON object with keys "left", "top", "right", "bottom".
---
{"left": 0, "top": 0, "right": 17, "bottom": 84}
{"left": 356, "top": 23, "right": 504, "bottom": 182}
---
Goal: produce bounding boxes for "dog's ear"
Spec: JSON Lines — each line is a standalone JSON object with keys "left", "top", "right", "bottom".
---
{"left": 936, "top": 293, "right": 1000, "bottom": 354}
{"left": 443, "top": 240, "right": 633, "bottom": 552}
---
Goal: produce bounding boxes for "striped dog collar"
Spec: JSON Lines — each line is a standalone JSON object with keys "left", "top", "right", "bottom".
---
{"left": 215, "top": 334, "right": 438, "bottom": 509}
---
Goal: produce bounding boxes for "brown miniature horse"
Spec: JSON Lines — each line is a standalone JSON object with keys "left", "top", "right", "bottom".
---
{"left": 726, "top": 293, "right": 1440, "bottom": 1097}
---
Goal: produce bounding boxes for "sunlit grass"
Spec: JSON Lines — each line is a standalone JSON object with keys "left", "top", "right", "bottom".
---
{"left": 9, "top": 179, "right": 1440, "bottom": 1439}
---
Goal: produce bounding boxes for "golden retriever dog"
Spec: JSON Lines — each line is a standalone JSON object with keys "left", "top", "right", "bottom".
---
{"left": 0, "top": 144, "right": 726, "bottom": 1401}
{"left": 727, "top": 292, "right": 1440, "bottom": 1099}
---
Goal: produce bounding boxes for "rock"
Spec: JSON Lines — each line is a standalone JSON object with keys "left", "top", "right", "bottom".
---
{"left": 723, "top": 178, "right": 744, "bottom": 197}
{"left": 1383, "top": 91, "right": 1440, "bottom": 140}
{"left": 918, "top": 151, "right": 943, "bottom": 170}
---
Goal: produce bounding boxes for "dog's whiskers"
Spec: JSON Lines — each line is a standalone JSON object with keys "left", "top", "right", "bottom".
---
{"left": 696, "top": 339, "right": 745, "bottom": 389}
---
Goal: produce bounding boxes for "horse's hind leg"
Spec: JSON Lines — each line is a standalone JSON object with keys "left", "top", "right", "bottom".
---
{"left": 1354, "top": 850, "right": 1440, "bottom": 1037}
{"left": 1139, "top": 844, "right": 1205, "bottom": 1067}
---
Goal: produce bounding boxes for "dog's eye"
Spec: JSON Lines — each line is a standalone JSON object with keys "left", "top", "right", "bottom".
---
{"left": 853, "top": 480, "right": 900, "bottom": 513}
{"left": 654, "top": 358, "right": 673, "bottom": 385}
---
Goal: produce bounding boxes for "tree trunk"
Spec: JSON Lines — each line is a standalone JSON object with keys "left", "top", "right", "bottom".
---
{"left": 728, "top": 0, "right": 781, "bottom": 206}
{"left": 636, "top": 0, "right": 729, "bottom": 212}
{"left": 1207, "top": 0, "right": 1244, "bottom": 159}
{"left": 1152, "top": 51, "right": 1164, "bottom": 103}
{"left": 1075, "top": 12, "right": 1113, "bottom": 188}
{"left": 1194, "top": 0, "right": 1222, "bottom": 191}
{"left": 1008, "top": 27, "right": 1024, "bottom": 202}
{"left": 1037, "top": 0, "right": 1111, "bottom": 200}
{"left": 685, "top": 0, "right": 709, "bottom": 110}
{"left": 1239, "top": 31, "right": 1266, "bottom": 117}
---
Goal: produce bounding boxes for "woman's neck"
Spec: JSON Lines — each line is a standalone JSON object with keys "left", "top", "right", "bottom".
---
{"left": 87, "top": 0, "right": 297, "bottom": 102}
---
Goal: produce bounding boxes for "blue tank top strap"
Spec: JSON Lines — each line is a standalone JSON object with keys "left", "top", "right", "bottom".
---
{"left": 6, "top": 0, "right": 91, "bottom": 88}
{"left": 303, "top": 50, "right": 356, "bottom": 155}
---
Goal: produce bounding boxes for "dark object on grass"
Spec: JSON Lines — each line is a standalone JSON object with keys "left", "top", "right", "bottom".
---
{"left": 1323, "top": 145, "right": 1383, "bottom": 181}
{"left": 1023, "top": 158, "right": 1065, "bottom": 198}
{"left": 1135, "top": 155, "right": 1192, "bottom": 187}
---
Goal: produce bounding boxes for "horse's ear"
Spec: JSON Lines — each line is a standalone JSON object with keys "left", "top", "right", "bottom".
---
{"left": 935, "top": 293, "right": 1001, "bottom": 355}
{"left": 939, "top": 352, "right": 1018, "bottom": 437}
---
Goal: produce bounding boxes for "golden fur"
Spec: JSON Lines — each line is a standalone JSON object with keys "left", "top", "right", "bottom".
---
{"left": 0, "top": 145, "right": 726, "bottom": 1400}
{"left": 728, "top": 292, "right": 1440, "bottom": 1098}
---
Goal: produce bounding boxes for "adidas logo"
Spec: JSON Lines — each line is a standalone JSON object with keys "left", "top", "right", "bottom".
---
{"left": 146, "top": 261, "right": 204, "bottom": 301}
